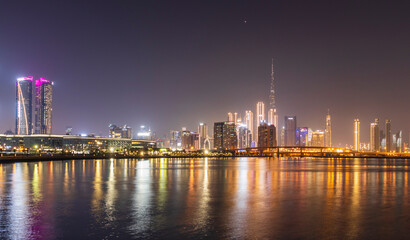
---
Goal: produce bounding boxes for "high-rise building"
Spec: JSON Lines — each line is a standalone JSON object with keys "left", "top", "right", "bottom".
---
{"left": 234, "top": 112, "right": 238, "bottom": 124}
{"left": 238, "top": 124, "right": 251, "bottom": 148}
{"left": 214, "top": 122, "right": 237, "bottom": 150}
{"left": 256, "top": 101, "right": 265, "bottom": 144}
{"left": 280, "top": 126, "right": 285, "bottom": 146}
{"left": 370, "top": 118, "right": 380, "bottom": 152}
{"left": 385, "top": 120, "right": 391, "bottom": 152}
{"left": 311, "top": 130, "right": 325, "bottom": 147}
{"left": 245, "top": 110, "right": 254, "bottom": 143}
{"left": 121, "top": 125, "right": 132, "bottom": 139}
{"left": 257, "top": 122, "right": 277, "bottom": 147}
{"left": 198, "top": 123, "right": 208, "bottom": 149}
{"left": 268, "top": 59, "right": 279, "bottom": 143}
{"left": 16, "top": 77, "right": 33, "bottom": 135}
{"left": 393, "top": 131, "right": 403, "bottom": 153}
{"left": 284, "top": 116, "right": 296, "bottom": 146}
{"left": 354, "top": 119, "right": 360, "bottom": 151}
{"left": 34, "top": 78, "right": 53, "bottom": 134}
{"left": 325, "top": 111, "right": 331, "bottom": 147}
{"left": 296, "top": 127, "right": 312, "bottom": 146}
{"left": 227, "top": 112, "right": 233, "bottom": 122}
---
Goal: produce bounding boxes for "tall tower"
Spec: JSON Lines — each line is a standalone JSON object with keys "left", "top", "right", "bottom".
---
{"left": 227, "top": 112, "right": 233, "bottom": 122}
{"left": 245, "top": 110, "right": 254, "bottom": 143}
{"left": 385, "top": 120, "right": 391, "bottom": 152}
{"left": 268, "top": 59, "right": 279, "bottom": 140}
{"left": 198, "top": 123, "right": 208, "bottom": 149}
{"left": 16, "top": 77, "right": 33, "bottom": 135}
{"left": 256, "top": 101, "right": 265, "bottom": 144}
{"left": 34, "top": 78, "right": 53, "bottom": 134}
{"left": 354, "top": 119, "right": 360, "bottom": 151}
{"left": 370, "top": 118, "right": 380, "bottom": 152}
{"left": 325, "top": 110, "right": 331, "bottom": 147}
{"left": 284, "top": 116, "right": 296, "bottom": 146}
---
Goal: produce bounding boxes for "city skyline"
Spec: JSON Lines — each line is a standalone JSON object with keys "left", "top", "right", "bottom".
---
{"left": 0, "top": 1, "right": 409, "bottom": 146}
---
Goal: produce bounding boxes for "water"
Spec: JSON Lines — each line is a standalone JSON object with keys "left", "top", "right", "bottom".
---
{"left": 0, "top": 157, "right": 409, "bottom": 239}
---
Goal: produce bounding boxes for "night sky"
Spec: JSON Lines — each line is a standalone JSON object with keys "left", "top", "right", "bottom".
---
{"left": 0, "top": 1, "right": 409, "bottom": 146}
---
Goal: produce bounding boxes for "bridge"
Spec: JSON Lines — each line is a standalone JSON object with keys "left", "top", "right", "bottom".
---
{"left": 233, "top": 146, "right": 410, "bottom": 158}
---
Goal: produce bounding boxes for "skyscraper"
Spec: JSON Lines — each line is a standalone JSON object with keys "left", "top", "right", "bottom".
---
{"left": 198, "top": 123, "right": 208, "bottom": 149}
{"left": 385, "top": 120, "right": 391, "bottom": 152}
{"left": 257, "top": 122, "right": 277, "bottom": 147}
{"left": 311, "top": 130, "right": 325, "bottom": 147}
{"left": 325, "top": 111, "right": 331, "bottom": 147}
{"left": 34, "top": 78, "right": 53, "bottom": 134}
{"left": 16, "top": 77, "right": 33, "bottom": 135}
{"left": 354, "top": 119, "right": 360, "bottom": 151}
{"left": 268, "top": 59, "right": 279, "bottom": 142}
{"left": 256, "top": 101, "right": 265, "bottom": 144}
{"left": 227, "top": 112, "right": 233, "bottom": 122}
{"left": 213, "top": 122, "right": 237, "bottom": 150}
{"left": 238, "top": 124, "right": 251, "bottom": 148}
{"left": 245, "top": 110, "right": 254, "bottom": 143}
{"left": 370, "top": 118, "right": 380, "bottom": 152}
{"left": 284, "top": 116, "right": 296, "bottom": 146}
{"left": 296, "top": 127, "right": 312, "bottom": 146}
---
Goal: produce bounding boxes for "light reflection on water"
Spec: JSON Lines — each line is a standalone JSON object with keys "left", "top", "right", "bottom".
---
{"left": 0, "top": 158, "right": 409, "bottom": 239}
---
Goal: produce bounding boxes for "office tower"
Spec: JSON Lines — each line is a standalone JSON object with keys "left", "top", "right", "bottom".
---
{"left": 311, "top": 130, "right": 325, "bottom": 147}
{"left": 395, "top": 131, "right": 403, "bottom": 153}
{"left": 137, "top": 125, "right": 151, "bottom": 140}
{"left": 181, "top": 130, "right": 199, "bottom": 150}
{"left": 354, "top": 119, "right": 360, "bottom": 151}
{"left": 16, "top": 77, "right": 33, "bottom": 135}
{"left": 257, "top": 122, "right": 277, "bottom": 147}
{"left": 238, "top": 124, "right": 251, "bottom": 148}
{"left": 234, "top": 112, "right": 238, "bottom": 124}
{"left": 296, "top": 127, "right": 312, "bottom": 146}
{"left": 370, "top": 118, "right": 380, "bottom": 152}
{"left": 268, "top": 59, "right": 279, "bottom": 142}
{"left": 109, "top": 124, "right": 122, "bottom": 138}
{"left": 284, "top": 116, "right": 296, "bottom": 146}
{"left": 325, "top": 111, "right": 331, "bottom": 147}
{"left": 385, "top": 120, "right": 391, "bottom": 152}
{"left": 280, "top": 126, "right": 285, "bottom": 146}
{"left": 245, "top": 110, "right": 254, "bottom": 142}
{"left": 121, "top": 125, "right": 132, "bottom": 139}
{"left": 198, "top": 123, "right": 208, "bottom": 149}
{"left": 256, "top": 101, "right": 265, "bottom": 143}
{"left": 169, "top": 130, "right": 182, "bottom": 150}
{"left": 214, "top": 122, "right": 237, "bottom": 150}
{"left": 34, "top": 78, "right": 53, "bottom": 134}
{"left": 227, "top": 112, "right": 233, "bottom": 122}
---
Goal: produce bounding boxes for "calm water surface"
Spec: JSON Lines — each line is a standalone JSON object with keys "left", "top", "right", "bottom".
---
{"left": 0, "top": 157, "right": 410, "bottom": 239}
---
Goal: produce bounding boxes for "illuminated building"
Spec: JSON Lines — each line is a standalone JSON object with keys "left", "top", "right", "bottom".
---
{"left": 227, "top": 112, "right": 233, "bottom": 122}
{"left": 109, "top": 124, "right": 122, "bottom": 138}
{"left": 245, "top": 110, "right": 254, "bottom": 143}
{"left": 280, "top": 126, "right": 285, "bottom": 146}
{"left": 385, "top": 120, "right": 391, "bottom": 152}
{"left": 234, "top": 112, "right": 238, "bottom": 124}
{"left": 256, "top": 101, "right": 265, "bottom": 144}
{"left": 121, "top": 125, "right": 132, "bottom": 139}
{"left": 214, "top": 122, "right": 237, "bottom": 150}
{"left": 238, "top": 124, "right": 251, "bottom": 148}
{"left": 136, "top": 125, "right": 151, "bottom": 140}
{"left": 354, "top": 119, "right": 360, "bottom": 151}
{"left": 268, "top": 59, "right": 279, "bottom": 143}
{"left": 16, "top": 77, "right": 33, "bottom": 135}
{"left": 325, "top": 111, "right": 331, "bottom": 147}
{"left": 311, "top": 130, "right": 325, "bottom": 147}
{"left": 284, "top": 116, "right": 296, "bottom": 146}
{"left": 393, "top": 131, "right": 403, "bottom": 152}
{"left": 198, "top": 123, "right": 208, "bottom": 149}
{"left": 257, "top": 122, "right": 277, "bottom": 147}
{"left": 370, "top": 118, "right": 380, "bottom": 152}
{"left": 296, "top": 127, "right": 312, "bottom": 146}
{"left": 34, "top": 78, "right": 53, "bottom": 134}
{"left": 169, "top": 130, "right": 182, "bottom": 150}
{"left": 181, "top": 130, "right": 199, "bottom": 150}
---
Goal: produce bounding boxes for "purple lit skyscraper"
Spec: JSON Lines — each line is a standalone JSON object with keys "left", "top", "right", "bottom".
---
{"left": 34, "top": 78, "right": 53, "bottom": 134}
{"left": 16, "top": 77, "right": 33, "bottom": 135}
